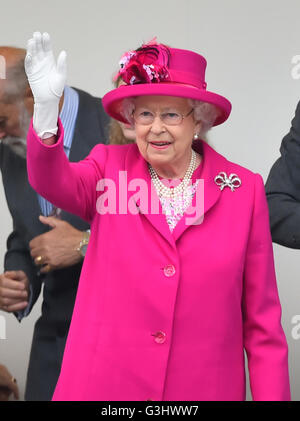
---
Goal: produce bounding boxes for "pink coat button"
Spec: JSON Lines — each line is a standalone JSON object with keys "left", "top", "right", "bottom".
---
{"left": 152, "top": 331, "right": 166, "bottom": 344}
{"left": 163, "top": 264, "right": 176, "bottom": 277}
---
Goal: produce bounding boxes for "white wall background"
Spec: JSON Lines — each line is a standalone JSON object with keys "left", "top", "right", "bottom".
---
{"left": 0, "top": 0, "right": 299, "bottom": 401}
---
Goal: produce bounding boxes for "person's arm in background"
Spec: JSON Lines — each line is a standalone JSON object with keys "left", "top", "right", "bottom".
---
{"left": 0, "top": 364, "right": 19, "bottom": 401}
{"left": 0, "top": 228, "right": 38, "bottom": 319}
{"left": 265, "top": 101, "right": 300, "bottom": 248}
{"left": 0, "top": 220, "right": 91, "bottom": 318}
{"left": 28, "top": 216, "right": 90, "bottom": 273}
{"left": 243, "top": 174, "right": 290, "bottom": 400}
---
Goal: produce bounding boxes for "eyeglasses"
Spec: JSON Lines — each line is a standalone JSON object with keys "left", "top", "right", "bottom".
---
{"left": 133, "top": 108, "right": 194, "bottom": 126}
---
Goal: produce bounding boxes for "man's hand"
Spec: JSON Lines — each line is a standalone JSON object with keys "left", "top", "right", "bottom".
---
{"left": 29, "top": 216, "right": 85, "bottom": 274}
{"left": 0, "top": 271, "right": 29, "bottom": 312}
{"left": 0, "top": 365, "right": 19, "bottom": 401}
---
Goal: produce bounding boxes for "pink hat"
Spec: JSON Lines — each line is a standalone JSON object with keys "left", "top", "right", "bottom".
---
{"left": 102, "top": 40, "right": 232, "bottom": 126}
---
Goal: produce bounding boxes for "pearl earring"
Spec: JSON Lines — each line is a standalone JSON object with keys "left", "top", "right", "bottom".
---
{"left": 193, "top": 133, "right": 199, "bottom": 140}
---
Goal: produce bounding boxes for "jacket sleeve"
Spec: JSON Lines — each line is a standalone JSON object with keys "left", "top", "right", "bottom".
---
{"left": 4, "top": 228, "right": 42, "bottom": 320}
{"left": 265, "top": 101, "right": 300, "bottom": 248}
{"left": 27, "top": 118, "right": 107, "bottom": 223}
{"left": 242, "top": 173, "right": 291, "bottom": 401}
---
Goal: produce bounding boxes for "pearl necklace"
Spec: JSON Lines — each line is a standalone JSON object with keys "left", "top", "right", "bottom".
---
{"left": 148, "top": 149, "right": 197, "bottom": 199}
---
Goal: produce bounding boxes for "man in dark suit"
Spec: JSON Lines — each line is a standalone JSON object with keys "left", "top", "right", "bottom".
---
{"left": 265, "top": 101, "right": 300, "bottom": 248}
{"left": 0, "top": 46, "right": 110, "bottom": 400}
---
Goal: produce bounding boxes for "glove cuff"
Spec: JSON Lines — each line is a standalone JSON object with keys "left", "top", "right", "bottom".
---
{"left": 33, "top": 100, "right": 60, "bottom": 139}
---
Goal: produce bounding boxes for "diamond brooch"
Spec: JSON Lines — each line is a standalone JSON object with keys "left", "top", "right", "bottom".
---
{"left": 214, "top": 172, "right": 241, "bottom": 192}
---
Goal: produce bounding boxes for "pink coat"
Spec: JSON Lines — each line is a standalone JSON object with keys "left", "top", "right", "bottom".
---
{"left": 27, "top": 119, "right": 290, "bottom": 401}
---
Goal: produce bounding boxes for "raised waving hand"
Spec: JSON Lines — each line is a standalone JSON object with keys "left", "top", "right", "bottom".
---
{"left": 25, "top": 32, "right": 67, "bottom": 139}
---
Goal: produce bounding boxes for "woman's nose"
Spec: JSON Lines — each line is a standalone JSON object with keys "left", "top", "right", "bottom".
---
{"left": 150, "top": 115, "right": 166, "bottom": 134}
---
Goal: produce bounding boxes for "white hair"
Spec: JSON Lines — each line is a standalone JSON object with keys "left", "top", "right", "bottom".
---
{"left": 187, "top": 99, "right": 221, "bottom": 137}
{"left": 121, "top": 97, "right": 221, "bottom": 138}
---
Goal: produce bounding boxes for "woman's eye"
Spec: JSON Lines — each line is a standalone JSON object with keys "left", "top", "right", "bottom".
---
{"left": 140, "top": 111, "right": 152, "bottom": 117}
{"left": 165, "top": 112, "right": 179, "bottom": 118}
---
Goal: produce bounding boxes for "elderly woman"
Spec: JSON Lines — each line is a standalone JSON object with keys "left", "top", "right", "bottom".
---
{"left": 24, "top": 32, "right": 290, "bottom": 401}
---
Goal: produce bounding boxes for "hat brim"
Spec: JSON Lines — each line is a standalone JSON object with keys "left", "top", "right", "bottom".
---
{"left": 102, "top": 83, "right": 232, "bottom": 126}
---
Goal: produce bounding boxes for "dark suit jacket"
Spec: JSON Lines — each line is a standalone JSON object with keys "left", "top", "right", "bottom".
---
{"left": 265, "top": 100, "right": 300, "bottom": 249}
{"left": 0, "top": 87, "right": 110, "bottom": 400}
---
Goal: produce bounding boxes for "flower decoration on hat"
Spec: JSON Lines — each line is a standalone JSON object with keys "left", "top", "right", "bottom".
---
{"left": 115, "top": 37, "right": 171, "bottom": 85}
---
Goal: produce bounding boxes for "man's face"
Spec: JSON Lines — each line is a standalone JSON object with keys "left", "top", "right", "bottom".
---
{"left": 0, "top": 95, "right": 26, "bottom": 139}
{"left": 0, "top": 84, "right": 31, "bottom": 158}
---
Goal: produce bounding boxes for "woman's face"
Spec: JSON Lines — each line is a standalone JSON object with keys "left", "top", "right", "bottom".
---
{"left": 133, "top": 95, "right": 201, "bottom": 169}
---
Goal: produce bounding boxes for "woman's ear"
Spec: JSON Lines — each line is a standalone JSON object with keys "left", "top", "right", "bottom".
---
{"left": 195, "top": 120, "right": 202, "bottom": 136}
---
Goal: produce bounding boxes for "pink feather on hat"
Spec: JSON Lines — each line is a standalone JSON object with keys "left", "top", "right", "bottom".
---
{"left": 115, "top": 37, "right": 171, "bottom": 85}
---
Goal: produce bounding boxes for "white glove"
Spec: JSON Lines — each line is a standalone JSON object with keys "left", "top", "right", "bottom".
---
{"left": 25, "top": 32, "right": 67, "bottom": 139}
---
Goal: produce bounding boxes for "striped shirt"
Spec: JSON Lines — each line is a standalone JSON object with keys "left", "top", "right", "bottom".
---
{"left": 37, "top": 86, "right": 79, "bottom": 216}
